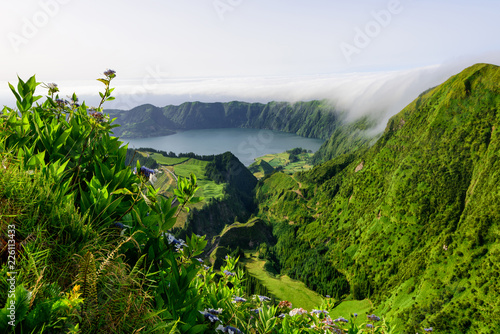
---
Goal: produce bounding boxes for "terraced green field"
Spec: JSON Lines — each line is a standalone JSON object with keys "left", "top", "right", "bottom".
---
{"left": 145, "top": 153, "right": 225, "bottom": 202}
{"left": 251, "top": 151, "right": 315, "bottom": 177}
{"left": 174, "top": 159, "right": 209, "bottom": 179}
{"left": 197, "top": 180, "right": 225, "bottom": 199}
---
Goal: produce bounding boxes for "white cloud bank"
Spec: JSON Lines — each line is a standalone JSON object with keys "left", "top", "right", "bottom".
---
{"left": 105, "top": 57, "right": 498, "bottom": 125}
{"left": 1, "top": 56, "right": 499, "bottom": 134}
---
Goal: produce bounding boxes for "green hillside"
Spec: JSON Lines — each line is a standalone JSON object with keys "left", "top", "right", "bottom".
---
{"left": 311, "top": 116, "right": 380, "bottom": 164}
{"left": 254, "top": 63, "right": 500, "bottom": 333}
{"left": 249, "top": 159, "right": 275, "bottom": 178}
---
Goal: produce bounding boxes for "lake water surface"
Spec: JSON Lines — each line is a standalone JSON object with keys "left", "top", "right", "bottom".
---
{"left": 123, "top": 128, "right": 324, "bottom": 166}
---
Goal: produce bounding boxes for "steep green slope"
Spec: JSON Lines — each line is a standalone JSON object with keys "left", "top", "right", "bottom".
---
{"left": 311, "top": 116, "right": 380, "bottom": 164}
{"left": 107, "top": 100, "right": 340, "bottom": 139}
{"left": 109, "top": 103, "right": 177, "bottom": 137}
{"left": 255, "top": 63, "right": 500, "bottom": 333}
{"left": 177, "top": 152, "right": 258, "bottom": 247}
{"left": 248, "top": 159, "right": 275, "bottom": 178}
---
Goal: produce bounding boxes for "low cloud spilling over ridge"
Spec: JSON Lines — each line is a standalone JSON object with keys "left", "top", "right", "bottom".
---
{"left": 107, "top": 60, "right": 496, "bottom": 126}
{"left": 1, "top": 57, "right": 498, "bottom": 133}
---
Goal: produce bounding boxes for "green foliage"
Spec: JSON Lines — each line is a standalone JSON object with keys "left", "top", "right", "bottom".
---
{"left": 1, "top": 72, "right": 140, "bottom": 229}
{"left": 0, "top": 73, "right": 212, "bottom": 333}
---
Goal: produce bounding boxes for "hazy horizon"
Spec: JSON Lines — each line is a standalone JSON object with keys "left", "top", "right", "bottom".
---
{"left": 1, "top": 0, "right": 500, "bottom": 123}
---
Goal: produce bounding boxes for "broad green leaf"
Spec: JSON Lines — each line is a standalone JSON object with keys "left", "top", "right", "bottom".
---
{"left": 111, "top": 188, "right": 134, "bottom": 196}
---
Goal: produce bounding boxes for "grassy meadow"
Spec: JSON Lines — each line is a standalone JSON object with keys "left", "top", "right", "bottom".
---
{"left": 241, "top": 252, "right": 324, "bottom": 311}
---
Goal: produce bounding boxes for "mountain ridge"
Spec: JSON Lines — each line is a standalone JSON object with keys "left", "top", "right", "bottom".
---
{"left": 107, "top": 100, "right": 341, "bottom": 140}
{"left": 253, "top": 63, "right": 500, "bottom": 332}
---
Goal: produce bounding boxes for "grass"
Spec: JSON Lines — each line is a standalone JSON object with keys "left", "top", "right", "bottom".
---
{"left": 174, "top": 159, "right": 209, "bottom": 179}
{"left": 328, "top": 299, "right": 373, "bottom": 321}
{"left": 242, "top": 252, "right": 324, "bottom": 311}
{"left": 197, "top": 179, "right": 225, "bottom": 199}
{"left": 252, "top": 152, "right": 315, "bottom": 178}
{"left": 149, "top": 153, "right": 189, "bottom": 165}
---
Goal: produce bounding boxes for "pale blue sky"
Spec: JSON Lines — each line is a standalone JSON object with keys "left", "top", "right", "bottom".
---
{"left": 1, "top": 0, "right": 499, "bottom": 112}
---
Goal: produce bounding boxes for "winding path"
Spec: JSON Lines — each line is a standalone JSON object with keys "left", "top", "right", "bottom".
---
{"left": 164, "top": 167, "right": 178, "bottom": 183}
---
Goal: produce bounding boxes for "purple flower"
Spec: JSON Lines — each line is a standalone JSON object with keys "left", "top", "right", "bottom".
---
{"left": 424, "top": 328, "right": 433, "bottom": 332}
{"left": 165, "top": 233, "right": 186, "bottom": 251}
{"left": 232, "top": 296, "right": 246, "bottom": 303}
{"left": 223, "top": 270, "right": 236, "bottom": 277}
{"left": 45, "top": 82, "right": 59, "bottom": 94}
{"left": 104, "top": 69, "right": 116, "bottom": 77}
{"left": 199, "top": 310, "right": 220, "bottom": 323}
{"left": 88, "top": 109, "right": 105, "bottom": 122}
{"left": 113, "top": 222, "right": 131, "bottom": 230}
{"left": 334, "top": 316, "right": 348, "bottom": 323}
{"left": 289, "top": 308, "right": 308, "bottom": 316}
{"left": 216, "top": 325, "right": 242, "bottom": 334}
{"left": 367, "top": 314, "right": 381, "bottom": 322}
{"left": 257, "top": 295, "right": 271, "bottom": 302}
{"left": 205, "top": 308, "right": 223, "bottom": 315}
{"left": 366, "top": 324, "right": 374, "bottom": 328}
{"left": 139, "top": 166, "right": 155, "bottom": 178}
{"left": 311, "top": 309, "right": 329, "bottom": 317}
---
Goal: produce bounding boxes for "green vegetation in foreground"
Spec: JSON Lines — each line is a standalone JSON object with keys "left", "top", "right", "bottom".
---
{"left": 242, "top": 252, "right": 324, "bottom": 311}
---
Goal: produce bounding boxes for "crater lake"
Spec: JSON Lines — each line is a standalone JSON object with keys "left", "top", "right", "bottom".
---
{"left": 123, "top": 128, "right": 325, "bottom": 166}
